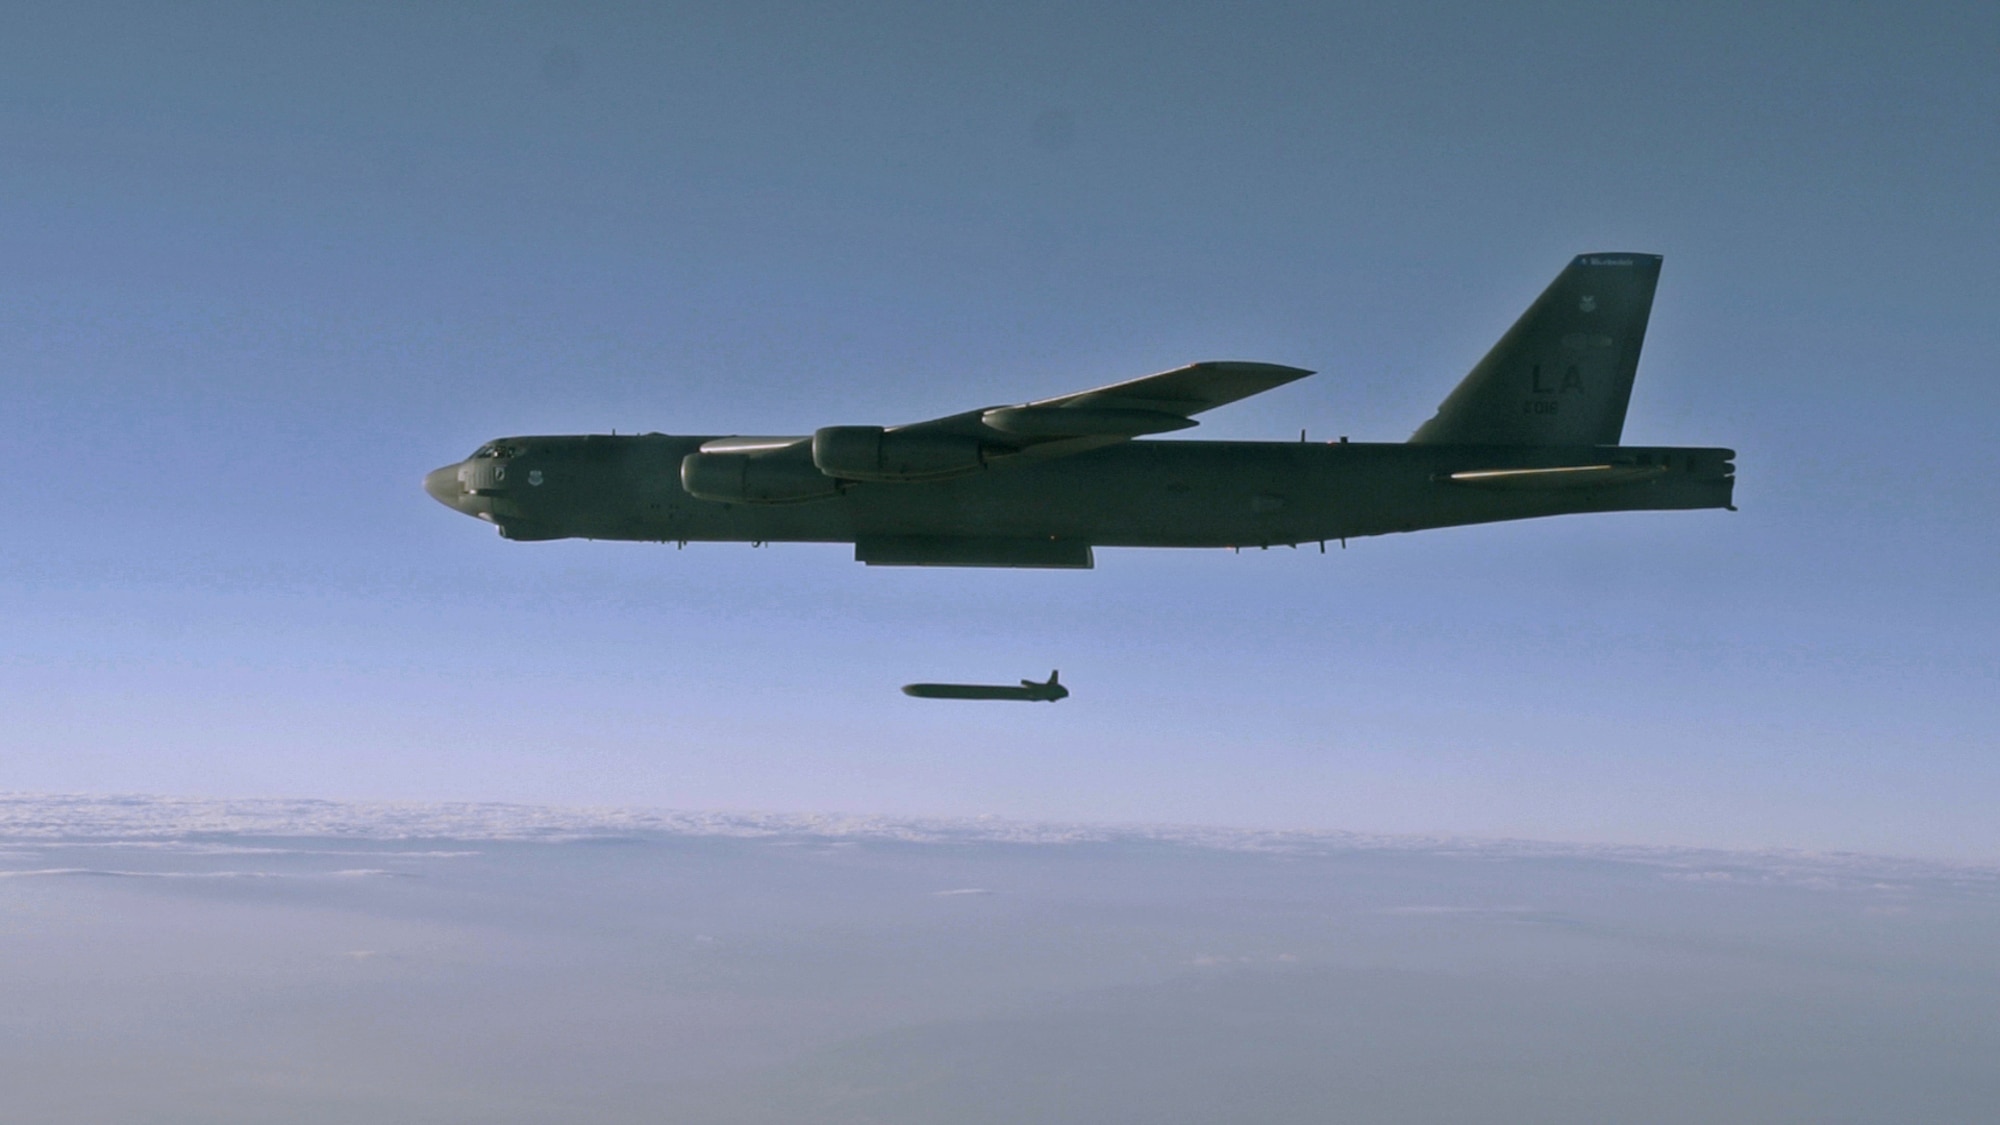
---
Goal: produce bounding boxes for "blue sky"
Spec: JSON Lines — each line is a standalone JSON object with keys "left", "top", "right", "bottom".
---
{"left": 3, "top": 2, "right": 1995, "bottom": 858}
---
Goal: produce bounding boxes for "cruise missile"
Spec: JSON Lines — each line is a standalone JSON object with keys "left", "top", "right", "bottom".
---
{"left": 902, "top": 670, "right": 1069, "bottom": 702}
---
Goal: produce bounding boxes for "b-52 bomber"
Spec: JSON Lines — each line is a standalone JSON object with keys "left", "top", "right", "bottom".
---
{"left": 424, "top": 253, "right": 1733, "bottom": 568}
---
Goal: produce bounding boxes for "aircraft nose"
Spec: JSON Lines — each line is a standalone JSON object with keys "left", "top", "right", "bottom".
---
{"left": 424, "top": 463, "right": 466, "bottom": 509}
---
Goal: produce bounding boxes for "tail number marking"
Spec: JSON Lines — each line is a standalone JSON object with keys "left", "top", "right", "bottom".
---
{"left": 1530, "top": 364, "right": 1586, "bottom": 395}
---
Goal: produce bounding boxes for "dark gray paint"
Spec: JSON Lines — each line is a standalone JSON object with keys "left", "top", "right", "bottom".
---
{"left": 904, "top": 671, "right": 1069, "bottom": 701}
{"left": 423, "top": 255, "right": 1734, "bottom": 566}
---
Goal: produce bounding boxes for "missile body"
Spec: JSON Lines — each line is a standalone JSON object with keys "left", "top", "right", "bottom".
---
{"left": 902, "top": 671, "right": 1068, "bottom": 702}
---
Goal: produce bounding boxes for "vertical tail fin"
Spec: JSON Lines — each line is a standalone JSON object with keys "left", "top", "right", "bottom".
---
{"left": 1411, "top": 253, "right": 1661, "bottom": 446}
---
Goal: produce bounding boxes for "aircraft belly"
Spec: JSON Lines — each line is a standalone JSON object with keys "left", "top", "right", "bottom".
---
{"left": 509, "top": 437, "right": 1730, "bottom": 550}
{"left": 808, "top": 443, "right": 1372, "bottom": 547}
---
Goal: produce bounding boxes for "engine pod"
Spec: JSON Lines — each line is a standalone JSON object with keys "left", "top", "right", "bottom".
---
{"left": 812, "top": 426, "right": 986, "bottom": 482}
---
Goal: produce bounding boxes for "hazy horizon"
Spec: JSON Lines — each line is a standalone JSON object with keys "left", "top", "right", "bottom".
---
{"left": 4, "top": 792, "right": 1996, "bottom": 1124}
{"left": 4, "top": 789, "right": 1993, "bottom": 868}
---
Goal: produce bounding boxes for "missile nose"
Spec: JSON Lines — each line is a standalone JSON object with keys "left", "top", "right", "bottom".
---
{"left": 424, "top": 463, "right": 466, "bottom": 509}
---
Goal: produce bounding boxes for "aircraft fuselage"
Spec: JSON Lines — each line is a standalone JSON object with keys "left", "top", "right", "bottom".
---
{"left": 424, "top": 434, "right": 1734, "bottom": 566}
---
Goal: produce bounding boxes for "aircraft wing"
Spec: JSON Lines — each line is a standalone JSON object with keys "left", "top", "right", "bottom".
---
{"left": 894, "top": 360, "right": 1314, "bottom": 464}
{"left": 1017, "top": 360, "right": 1315, "bottom": 418}
{"left": 688, "top": 360, "right": 1312, "bottom": 493}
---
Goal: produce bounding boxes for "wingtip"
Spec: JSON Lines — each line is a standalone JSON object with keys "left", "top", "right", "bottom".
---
{"left": 1192, "top": 361, "right": 1315, "bottom": 380}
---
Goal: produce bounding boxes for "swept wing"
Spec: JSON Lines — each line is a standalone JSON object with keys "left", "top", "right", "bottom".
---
{"left": 689, "top": 361, "right": 1313, "bottom": 494}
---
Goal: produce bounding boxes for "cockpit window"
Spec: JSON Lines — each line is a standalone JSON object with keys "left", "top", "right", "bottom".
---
{"left": 472, "top": 442, "right": 524, "bottom": 459}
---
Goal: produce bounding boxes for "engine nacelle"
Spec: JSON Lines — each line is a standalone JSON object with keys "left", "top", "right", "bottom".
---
{"left": 812, "top": 426, "right": 986, "bottom": 482}
{"left": 680, "top": 452, "right": 842, "bottom": 504}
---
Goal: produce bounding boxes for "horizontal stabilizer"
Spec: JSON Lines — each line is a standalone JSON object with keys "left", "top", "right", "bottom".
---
{"left": 1444, "top": 464, "right": 1668, "bottom": 490}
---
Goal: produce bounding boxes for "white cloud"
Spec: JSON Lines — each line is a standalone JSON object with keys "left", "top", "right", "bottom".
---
{"left": 1, "top": 792, "right": 1993, "bottom": 895}
{"left": 0, "top": 866, "right": 401, "bottom": 880}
